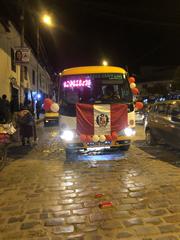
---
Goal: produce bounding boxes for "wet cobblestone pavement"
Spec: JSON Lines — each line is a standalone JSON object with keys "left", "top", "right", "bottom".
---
{"left": 0, "top": 125, "right": 180, "bottom": 240}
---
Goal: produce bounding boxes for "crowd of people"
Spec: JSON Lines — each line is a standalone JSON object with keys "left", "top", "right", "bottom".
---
{"left": 0, "top": 95, "right": 41, "bottom": 146}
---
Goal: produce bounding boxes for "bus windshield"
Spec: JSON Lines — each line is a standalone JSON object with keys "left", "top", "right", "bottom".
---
{"left": 60, "top": 73, "right": 132, "bottom": 116}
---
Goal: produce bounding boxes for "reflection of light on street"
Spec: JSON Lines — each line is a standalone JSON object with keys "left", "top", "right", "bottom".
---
{"left": 68, "top": 149, "right": 127, "bottom": 161}
{"left": 51, "top": 131, "right": 58, "bottom": 137}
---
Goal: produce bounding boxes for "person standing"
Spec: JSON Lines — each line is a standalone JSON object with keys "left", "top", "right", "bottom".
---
{"left": 17, "top": 107, "right": 34, "bottom": 145}
{"left": 26, "top": 100, "right": 34, "bottom": 116}
{"left": 1, "top": 94, "right": 11, "bottom": 123}
{"left": 26, "top": 100, "right": 37, "bottom": 142}
{"left": 36, "top": 100, "right": 41, "bottom": 119}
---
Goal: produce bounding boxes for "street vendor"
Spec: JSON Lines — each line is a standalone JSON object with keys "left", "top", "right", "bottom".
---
{"left": 17, "top": 107, "right": 35, "bottom": 146}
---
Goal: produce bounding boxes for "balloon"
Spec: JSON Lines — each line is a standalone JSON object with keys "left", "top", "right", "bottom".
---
{"left": 50, "top": 103, "right": 59, "bottom": 112}
{"left": 80, "top": 134, "right": 86, "bottom": 142}
{"left": 112, "top": 131, "right": 118, "bottom": 140}
{"left": 43, "top": 104, "right": 50, "bottom": 111}
{"left": 99, "top": 135, "right": 106, "bottom": 142}
{"left": 86, "top": 135, "right": 92, "bottom": 143}
{"left": 132, "top": 87, "right": 139, "bottom": 95}
{"left": 130, "top": 83, "right": 136, "bottom": 89}
{"left": 44, "top": 98, "right": 53, "bottom": 105}
{"left": 135, "top": 102, "right": 144, "bottom": 110}
{"left": 128, "top": 77, "right": 135, "bottom": 83}
{"left": 92, "top": 135, "right": 99, "bottom": 142}
{"left": 106, "top": 135, "right": 112, "bottom": 141}
{"left": 44, "top": 98, "right": 53, "bottom": 110}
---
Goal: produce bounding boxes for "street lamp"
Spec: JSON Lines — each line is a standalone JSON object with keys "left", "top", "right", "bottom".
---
{"left": 102, "top": 60, "right": 108, "bottom": 66}
{"left": 36, "top": 14, "right": 52, "bottom": 97}
{"left": 42, "top": 14, "right": 53, "bottom": 26}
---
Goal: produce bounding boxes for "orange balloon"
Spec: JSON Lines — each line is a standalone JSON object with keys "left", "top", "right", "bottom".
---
{"left": 128, "top": 77, "right": 136, "bottom": 83}
{"left": 132, "top": 88, "right": 139, "bottom": 95}
{"left": 80, "top": 134, "right": 86, "bottom": 142}
{"left": 86, "top": 135, "right": 92, "bottom": 143}
{"left": 105, "top": 135, "right": 112, "bottom": 141}
{"left": 135, "top": 102, "right": 144, "bottom": 110}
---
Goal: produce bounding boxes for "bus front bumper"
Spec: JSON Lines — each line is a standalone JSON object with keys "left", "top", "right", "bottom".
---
{"left": 61, "top": 134, "right": 135, "bottom": 151}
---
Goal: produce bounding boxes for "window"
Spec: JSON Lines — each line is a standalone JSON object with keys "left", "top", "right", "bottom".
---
{"left": 11, "top": 48, "right": 16, "bottom": 72}
{"left": 24, "top": 66, "right": 28, "bottom": 80}
{"left": 32, "top": 70, "right": 35, "bottom": 85}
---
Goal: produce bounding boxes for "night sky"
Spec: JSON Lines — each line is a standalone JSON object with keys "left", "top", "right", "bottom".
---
{"left": 1, "top": 0, "right": 180, "bottom": 75}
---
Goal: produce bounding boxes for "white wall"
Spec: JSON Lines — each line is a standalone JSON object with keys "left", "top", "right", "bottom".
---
{"left": 0, "top": 21, "right": 51, "bottom": 102}
{"left": 0, "top": 23, "right": 20, "bottom": 100}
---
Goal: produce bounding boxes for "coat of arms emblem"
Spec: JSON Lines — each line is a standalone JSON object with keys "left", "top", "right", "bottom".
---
{"left": 96, "top": 114, "right": 109, "bottom": 127}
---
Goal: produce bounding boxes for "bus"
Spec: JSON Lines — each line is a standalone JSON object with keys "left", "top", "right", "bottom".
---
{"left": 59, "top": 66, "right": 135, "bottom": 158}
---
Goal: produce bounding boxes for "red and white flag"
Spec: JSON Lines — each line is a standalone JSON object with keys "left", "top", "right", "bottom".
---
{"left": 76, "top": 103, "right": 128, "bottom": 135}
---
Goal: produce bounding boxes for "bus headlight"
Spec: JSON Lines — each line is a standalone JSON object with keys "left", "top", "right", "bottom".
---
{"left": 60, "top": 130, "right": 74, "bottom": 141}
{"left": 124, "top": 127, "right": 136, "bottom": 137}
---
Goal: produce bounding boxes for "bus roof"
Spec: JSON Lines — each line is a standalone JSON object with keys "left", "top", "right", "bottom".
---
{"left": 61, "top": 66, "right": 127, "bottom": 76}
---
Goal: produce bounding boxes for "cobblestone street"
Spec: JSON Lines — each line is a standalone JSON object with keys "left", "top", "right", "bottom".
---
{"left": 0, "top": 125, "right": 180, "bottom": 240}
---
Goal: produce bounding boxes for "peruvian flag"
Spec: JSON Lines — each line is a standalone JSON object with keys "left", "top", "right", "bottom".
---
{"left": 76, "top": 103, "right": 128, "bottom": 135}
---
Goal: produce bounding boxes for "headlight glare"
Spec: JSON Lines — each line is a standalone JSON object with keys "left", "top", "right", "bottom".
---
{"left": 124, "top": 127, "right": 135, "bottom": 137}
{"left": 60, "top": 130, "right": 74, "bottom": 141}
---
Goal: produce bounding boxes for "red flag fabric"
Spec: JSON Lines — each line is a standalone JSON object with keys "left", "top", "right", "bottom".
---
{"left": 76, "top": 103, "right": 94, "bottom": 135}
{"left": 111, "top": 104, "right": 128, "bottom": 132}
{"left": 76, "top": 103, "right": 128, "bottom": 135}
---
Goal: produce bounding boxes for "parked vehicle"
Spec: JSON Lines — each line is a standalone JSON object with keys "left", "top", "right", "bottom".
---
{"left": 44, "top": 112, "right": 59, "bottom": 127}
{"left": 135, "top": 110, "right": 145, "bottom": 124}
{"left": 145, "top": 100, "right": 180, "bottom": 149}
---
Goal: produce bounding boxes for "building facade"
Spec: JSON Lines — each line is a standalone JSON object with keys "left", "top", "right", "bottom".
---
{"left": 0, "top": 21, "right": 51, "bottom": 111}
{"left": 137, "top": 66, "right": 179, "bottom": 97}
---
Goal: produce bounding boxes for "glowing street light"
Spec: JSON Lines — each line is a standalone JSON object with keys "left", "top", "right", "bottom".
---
{"left": 102, "top": 60, "right": 108, "bottom": 66}
{"left": 42, "top": 14, "right": 53, "bottom": 26}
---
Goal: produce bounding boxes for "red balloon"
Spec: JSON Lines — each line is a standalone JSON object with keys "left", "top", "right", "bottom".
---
{"left": 44, "top": 98, "right": 53, "bottom": 108}
{"left": 86, "top": 135, "right": 92, "bottom": 143}
{"left": 43, "top": 104, "right": 50, "bottom": 111}
{"left": 128, "top": 77, "right": 136, "bottom": 83}
{"left": 132, "top": 87, "right": 139, "bottom": 95}
{"left": 44, "top": 98, "right": 51, "bottom": 103}
{"left": 106, "top": 135, "right": 112, "bottom": 141}
{"left": 111, "top": 131, "right": 118, "bottom": 140}
{"left": 80, "top": 134, "right": 86, "bottom": 142}
{"left": 135, "top": 102, "right": 144, "bottom": 110}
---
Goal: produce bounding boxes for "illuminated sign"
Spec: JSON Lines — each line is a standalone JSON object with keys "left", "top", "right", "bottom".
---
{"left": 63, "top": 78, "right": 91, "bottom": 88}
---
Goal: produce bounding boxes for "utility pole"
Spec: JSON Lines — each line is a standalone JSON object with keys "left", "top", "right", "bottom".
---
{"left": 20, "top": 0, "right": 25, "bottom": 105}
